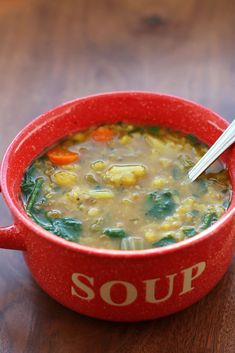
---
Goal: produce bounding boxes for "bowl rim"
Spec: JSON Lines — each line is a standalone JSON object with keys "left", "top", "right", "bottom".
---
{"left": 1, "top": 91, "right": 235, "bottom": 258}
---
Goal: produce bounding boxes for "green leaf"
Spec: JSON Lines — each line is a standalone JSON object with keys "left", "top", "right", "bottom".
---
{"left": 186, "top": 134, "right": 201, "bottom": 144}
{"left": 200, "top": 212, "right": 218, "bottom": 230}
{"left": 153, "top": 235, "right": 177, "bottom": 247}
{"left": 52, "top": 218, "right": 82, "bottom": 241}
{"left": 147, "top": 126, "right": 160, "bottom": 135}
{"left": 145, "top": 190, "right": 177, "bottom": 220}
{"left": 223, "top": 200, "right": 230, "bottom": 209}
{"left": 30, "top": 210, "right": 54, "bottom": 232}
{"left": 21, "top": 163, "right": 37, "bottom": 199}
{"left": 183, "top": 228, "right": 197, "bottom": 238}
{"left": 104, "top": 228, "right": 127, "bottom": 238}
{"left": 29, "top": 209, "right": 82, "bottom": 242}
{"left": 26, "top": 177, "right": 44, "bottom": 213}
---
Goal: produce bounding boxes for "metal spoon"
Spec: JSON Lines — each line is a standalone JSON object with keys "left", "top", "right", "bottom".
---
{"left": 188, "top": 119, "right": 235, "bottom": 182}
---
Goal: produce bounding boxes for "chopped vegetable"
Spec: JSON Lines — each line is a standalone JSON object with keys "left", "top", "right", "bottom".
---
{"left": 47, "top": 146, "right": 79, "bottom": 165}
{"left": 53, "top": 171, "right": 78, "bottom": 186}
{"left": 145, "top": 135, "right": 165, "bottom": 150}
{"left": 30, "top": 211, "right": 82, "bottom": 242}
{"left": 91, "top": 127, "right": 115, "bottom": 142}
{"left": 153, "top": 235, "right": 177, "bottom": 247}
{"left": 91, "top": 160, "right": 106, "bottom": 171}
{"left": 121, "top": 237, "right": 144, "bottom": 250}
{"left": 145, "top": 190, "right": 176, "bottom": 220}
{"left": 104, "top": 228, "right": 127, "bottom": 238}
{"left": 183, "top": 227, "right": 197, "bottom": 238}
{"left": 26, "top": 177, "right": 44, "bottom": 213}
{"left": 147, "top": 126, "right": 160, "bottom": 135}
{"left": 88, "top": 189, "right": 114, "bottom": 199}
{"left": 223, "top": 200, "right": 230, "bottom": 209}
{"left": 104, "top": 164, "right": 146, "bottom": 187}
{"left": 50, "top": 217, "right": 82, "bottom": 241}
{"left": 186, "top": 134, "right": 201, "bottom": 144}
{"left": 200, "top": 212, "right": 218, "bottom": 230}
{"left": 21, "top": 163, "right": 37, "bottom": 199}
{"left": 85, "top": 173, "right": 99, "bottom": 185}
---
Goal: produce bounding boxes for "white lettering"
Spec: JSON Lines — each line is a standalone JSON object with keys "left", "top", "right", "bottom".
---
{"left": 144, "top": 273, "right": 177, "bottom": 303}
{"left": 180, "top": 261, "right": 206, "bottom": 295}
{"left": 71, "top": 273, "right": 95, "bottom": 300}
{"left": 100, "top": 280, "right": 137, "bottom": 306}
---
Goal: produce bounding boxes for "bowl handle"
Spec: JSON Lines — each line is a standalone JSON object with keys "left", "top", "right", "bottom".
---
{"left": 0, "top": 224, "right": 26, "bottom": 250}
{"left": 0, "top": 182, "right": 26, "bottom": 250}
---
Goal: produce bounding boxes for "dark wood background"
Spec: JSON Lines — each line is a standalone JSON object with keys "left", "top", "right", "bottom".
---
{"left": 0, "top": 0, "right": 234, "bottom": 352}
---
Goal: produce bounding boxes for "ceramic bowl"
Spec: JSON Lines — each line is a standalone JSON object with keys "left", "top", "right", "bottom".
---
{"left": 0, "top": 92, "right": 234, "bottom": 321}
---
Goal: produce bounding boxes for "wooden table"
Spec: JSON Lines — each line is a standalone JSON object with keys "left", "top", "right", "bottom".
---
{"left": 0, "top": 0, "right": 234, "bottom": 352}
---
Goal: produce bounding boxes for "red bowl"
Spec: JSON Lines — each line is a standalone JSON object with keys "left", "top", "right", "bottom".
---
{"left": 0, "top": 92, "right": 234, "bottom": 321}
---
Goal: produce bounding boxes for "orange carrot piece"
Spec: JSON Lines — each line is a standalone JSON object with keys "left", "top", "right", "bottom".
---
{"left": 91, "top": 127, "right": 115, "bottom": 142}
{"left": 47, "top": 147, "right": 79, "bottom": 165}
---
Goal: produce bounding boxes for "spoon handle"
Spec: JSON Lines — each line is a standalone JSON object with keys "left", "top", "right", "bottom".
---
{"left": 188, "top": 119, "right": 235, "bottom": 182}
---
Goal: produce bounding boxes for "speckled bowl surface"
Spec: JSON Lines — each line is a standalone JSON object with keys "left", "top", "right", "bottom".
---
{"left": 0, "top": 92, "right": 234, "bottom": 321}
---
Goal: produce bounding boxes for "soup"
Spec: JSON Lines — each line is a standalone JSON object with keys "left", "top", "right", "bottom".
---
{"left": 21, "top": 123, "right": 231, "bottom": 250}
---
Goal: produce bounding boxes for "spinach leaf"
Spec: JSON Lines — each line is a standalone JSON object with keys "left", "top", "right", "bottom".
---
{"left": 26, "top": 177, "right": 44, "bottom": 213}
{"left": 145, "top": 190, "right": 176, "bottom": 220}
{"left": 200, "top": 212, "right": 218, "bottom": 230}
{"left": 30, "top": 210, "right": 82, "bottom": 242}
{"left": 104, "top": 228, "right": 127, "bottom": 238}
{"left": 21, "top": 163, "right": 36, "bottom": 199}
{"left": 147, "top": 126, "right": 160, "bottom": 135}
{"left": 153, "top": 235, "right": 177, "bottom": 247}
{"left": 30, "top": 210, "right": 54, "bottom": 232}
{"left": 186, "top": 134, "right": 201, "bottom": 144}
{"left": 183, "top": 228, "right": 197, "bottom": 238}
{"left": 223, "top": 200, "right": 230, "bottom": 209}
{"left": 51, "top": 218, "right": 82, "bottom": 241}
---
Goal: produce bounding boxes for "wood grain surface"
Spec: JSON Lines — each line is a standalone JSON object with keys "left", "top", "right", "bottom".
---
{"left": 0, "top": 0, "right": 234, "bottom": 352}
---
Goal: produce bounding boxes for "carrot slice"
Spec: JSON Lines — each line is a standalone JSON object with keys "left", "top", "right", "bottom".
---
{"left": 91, "top": 127, "right": 115, "bottom": 142}
{"left": 47, "top": 147, "right": 79, "bottom": 165}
